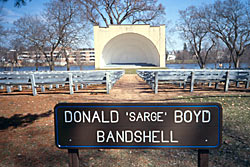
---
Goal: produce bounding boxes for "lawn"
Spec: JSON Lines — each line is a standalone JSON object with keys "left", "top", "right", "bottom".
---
{"left": 185, "top": 95, "right": 250, "bottom": 166}
{"left": 0, "top": 94, "right": 249, "bottom": 167}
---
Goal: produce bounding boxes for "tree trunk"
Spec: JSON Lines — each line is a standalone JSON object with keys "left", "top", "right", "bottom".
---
{"left": 35, "top": 60, "right": 39, "bottom": 71}
{"left": 229, "top": 55, "right": 232, "bottom": 69}
{"left": 67, "top": 63, "right": 70, "bottom": 71}
{"left": 66, "top": 57, "right": 70, "bottom": 71}
{"left": 50, "top": 61, "right": 55, "bottom": 71}
{"left": 11, "top": 63, "right": 14, "bottom": 72}
{"left": 35, "top": 54, "right": 39, "bottom": 71}
{"left": 50, "top": 52, "right": 55, "bottom": 71}
{"left": 235, "top": 57, "right": 240, "bottom": 68}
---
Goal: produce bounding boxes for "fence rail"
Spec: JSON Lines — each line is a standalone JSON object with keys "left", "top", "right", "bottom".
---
{"left": 0, "top": 70, "right": 124, "bottom": 95}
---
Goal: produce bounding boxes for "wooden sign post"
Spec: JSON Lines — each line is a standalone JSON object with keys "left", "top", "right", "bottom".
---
{"left": 54, "top": 103, "right": 222, "bottom": 167}
{"left": 198, "top": 149, "right": 209, "bottom": 167}
{"left": 68, "top": 149, "right": 79, "bottom": 167}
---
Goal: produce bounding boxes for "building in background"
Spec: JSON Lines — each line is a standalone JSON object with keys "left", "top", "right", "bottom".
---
{"left": 166, "top": 51, "right": 176, "bottom": 61}
{"left": 76, "top": 48, "right": 95, "bottom": 64}
{"left": 10, "top": 48, "right": 95, "bottom": 66}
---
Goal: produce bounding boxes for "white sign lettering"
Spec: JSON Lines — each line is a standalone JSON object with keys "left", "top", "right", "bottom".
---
{"left": 174, "top": 110, "right": 211, "bottom": 123}
{"left": 96, "top": 130, "right": 179, "bottom": 143}
{"left": 64, "top": 110, "right": 119, "bottom": 124}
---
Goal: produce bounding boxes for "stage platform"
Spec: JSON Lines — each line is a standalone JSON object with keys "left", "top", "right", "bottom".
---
{"left": 103, "top": 63, "right": 157, "bottom": 68}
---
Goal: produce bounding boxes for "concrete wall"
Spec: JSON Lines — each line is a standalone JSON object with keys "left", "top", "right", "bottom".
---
{"left": 94, "top": 25, "right": 165, "bottom": 68}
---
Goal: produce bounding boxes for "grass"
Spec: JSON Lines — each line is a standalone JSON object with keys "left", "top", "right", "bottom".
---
{"left": 182, "top": 95, "right": 250, "bottom": 167}
{"left": 166, "top": 60, "right": 196, "bottom": 64}
{"left": 97, "top": 67, "right": 167, "bottom": 74}
{"left": 185, "top": 95, "right": 250, "bottom": 132}
{"left": 0, "top": 94, "right": 249, "bottom": 166}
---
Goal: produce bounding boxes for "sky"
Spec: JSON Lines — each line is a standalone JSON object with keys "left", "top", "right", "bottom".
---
{"left": 0, "top": 0, "right": 224, "bottom": 50}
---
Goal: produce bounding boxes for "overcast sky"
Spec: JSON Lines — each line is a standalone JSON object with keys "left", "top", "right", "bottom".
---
{"left": 0, "top": 0, "right": 240, "bottom": 50}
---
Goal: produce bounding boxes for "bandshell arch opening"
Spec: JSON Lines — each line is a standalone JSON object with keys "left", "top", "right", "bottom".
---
{"left": 101, "top": 33, "right": 160, "bottom": 67}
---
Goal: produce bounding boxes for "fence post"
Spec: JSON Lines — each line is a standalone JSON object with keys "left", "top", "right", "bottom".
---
{"left": 236, "top": 82, "right": 240, "bottom": 88}
{"left": 190, "top": 71, "right": 195, "bottom": 92}
{"left": 106, "top": 72, "right": 110, "bottom": 94}
{"left": 69, "top": 73, "right": 74, "bottom": 95}
{"left": 183, "top": 82, "right": 187, "bottom": 89}
{"left": 30, "top": 74, "right": 37, "bottom": 96}
{"left": 75, "top": 84, "right": 78, "bottom": 91}
{"left": 224, "top": 71, "right": 230, "bottom": 92}
{"left": 80, "top": 84, "right": 84, "bottom": 89}
{"left": 215, "top": 83, "right": 219, "bottom": 89}
{"left": 154, "top": 72, "right": 158, "bottom": 94}
{"left": 245, "top": 81, "right": 249, "bottom": 89}
{"left": 208, "top": 82, "right": 212, "bottom": 87}
{"left": 49, "top": 85, "right": 53, "bottom": 90}
{"left": 198, "top": 149, "right": 209, "bottom": 167}
{"left": 7, "top": 86, "right": 11, "bottom": 93}
{"left": 18, "top": 85, "right": 22, "bottom": 91}
{"left": 41, "top": 85, "right": 45, "bottom": 92}
{"left": 68, "top": 149, "right": 79, "bottom": 167}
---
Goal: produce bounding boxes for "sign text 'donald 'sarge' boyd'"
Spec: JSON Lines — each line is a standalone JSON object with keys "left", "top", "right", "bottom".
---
{"left": 54, "top": 103, "right": 222, "bottom": 149}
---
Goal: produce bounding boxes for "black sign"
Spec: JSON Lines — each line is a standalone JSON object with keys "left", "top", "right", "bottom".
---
{"left": 54, "top": 103, "right": 222, "bottom": 149}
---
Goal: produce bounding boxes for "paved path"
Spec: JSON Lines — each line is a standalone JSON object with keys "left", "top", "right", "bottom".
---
{"left": 108, "top": 74, "right": 151, "bottom": 101}
{"left": 108, "top": 74, "right": 185, "bottom": 102}
{"left": 112, "top": 74, "right": 151, "bottom": 93}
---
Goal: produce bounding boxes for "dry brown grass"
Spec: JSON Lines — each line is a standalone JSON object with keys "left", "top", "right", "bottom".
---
{"left": 0, "top": 74, "right": 249, "bottom": 167}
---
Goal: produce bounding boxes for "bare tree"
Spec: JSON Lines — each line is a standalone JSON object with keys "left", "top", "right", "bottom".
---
{"left": 76, "top": 0, "right": 165, "bottom": 27}
{"left": 60, "top": 31, "right": 90, "bottom": 71}
{"left": 7, "top": 38, "right": 26, "bottom": 71}
{"left": 0, "top": 46, "right": 8, "bottom": 66}
{"left": 241, "top": 45, "right": 250, "bottom": 65}
{"left": 43, "top": 0, "right": 88, "bottom": 71}
{"left": 207, "top": 40, "right": 226, "bottom": 68}
{"left": 205, "top": 0, "right": 250, "bottom": 68}
{"left": 13, "top": 15, "right": 49, "bottom": 68}
{"left": 0, "top": 8, "right": 7, "bottom": 45}
{"left": 13, "top": 0, "right": 89, "bottom": 71}
{"left": 55, "top": 0, "right": 90, "bottom": 71}
{"left": 174, "top": 43, "right": 193, "bottom": 63}
{"left": 178, "top": 6, "right": 215, "bottom": 69}
{"left": 27, "top": 45, "right": 42, "bottom": 71}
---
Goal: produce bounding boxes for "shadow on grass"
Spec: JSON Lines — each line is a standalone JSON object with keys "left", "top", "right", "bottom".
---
{"left": 0, "top": 110, "right": 53, "bottom": 130}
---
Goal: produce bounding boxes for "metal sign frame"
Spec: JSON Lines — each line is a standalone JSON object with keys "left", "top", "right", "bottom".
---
{"left": 54, "top": 103, "right": 222, "bottom": 149}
